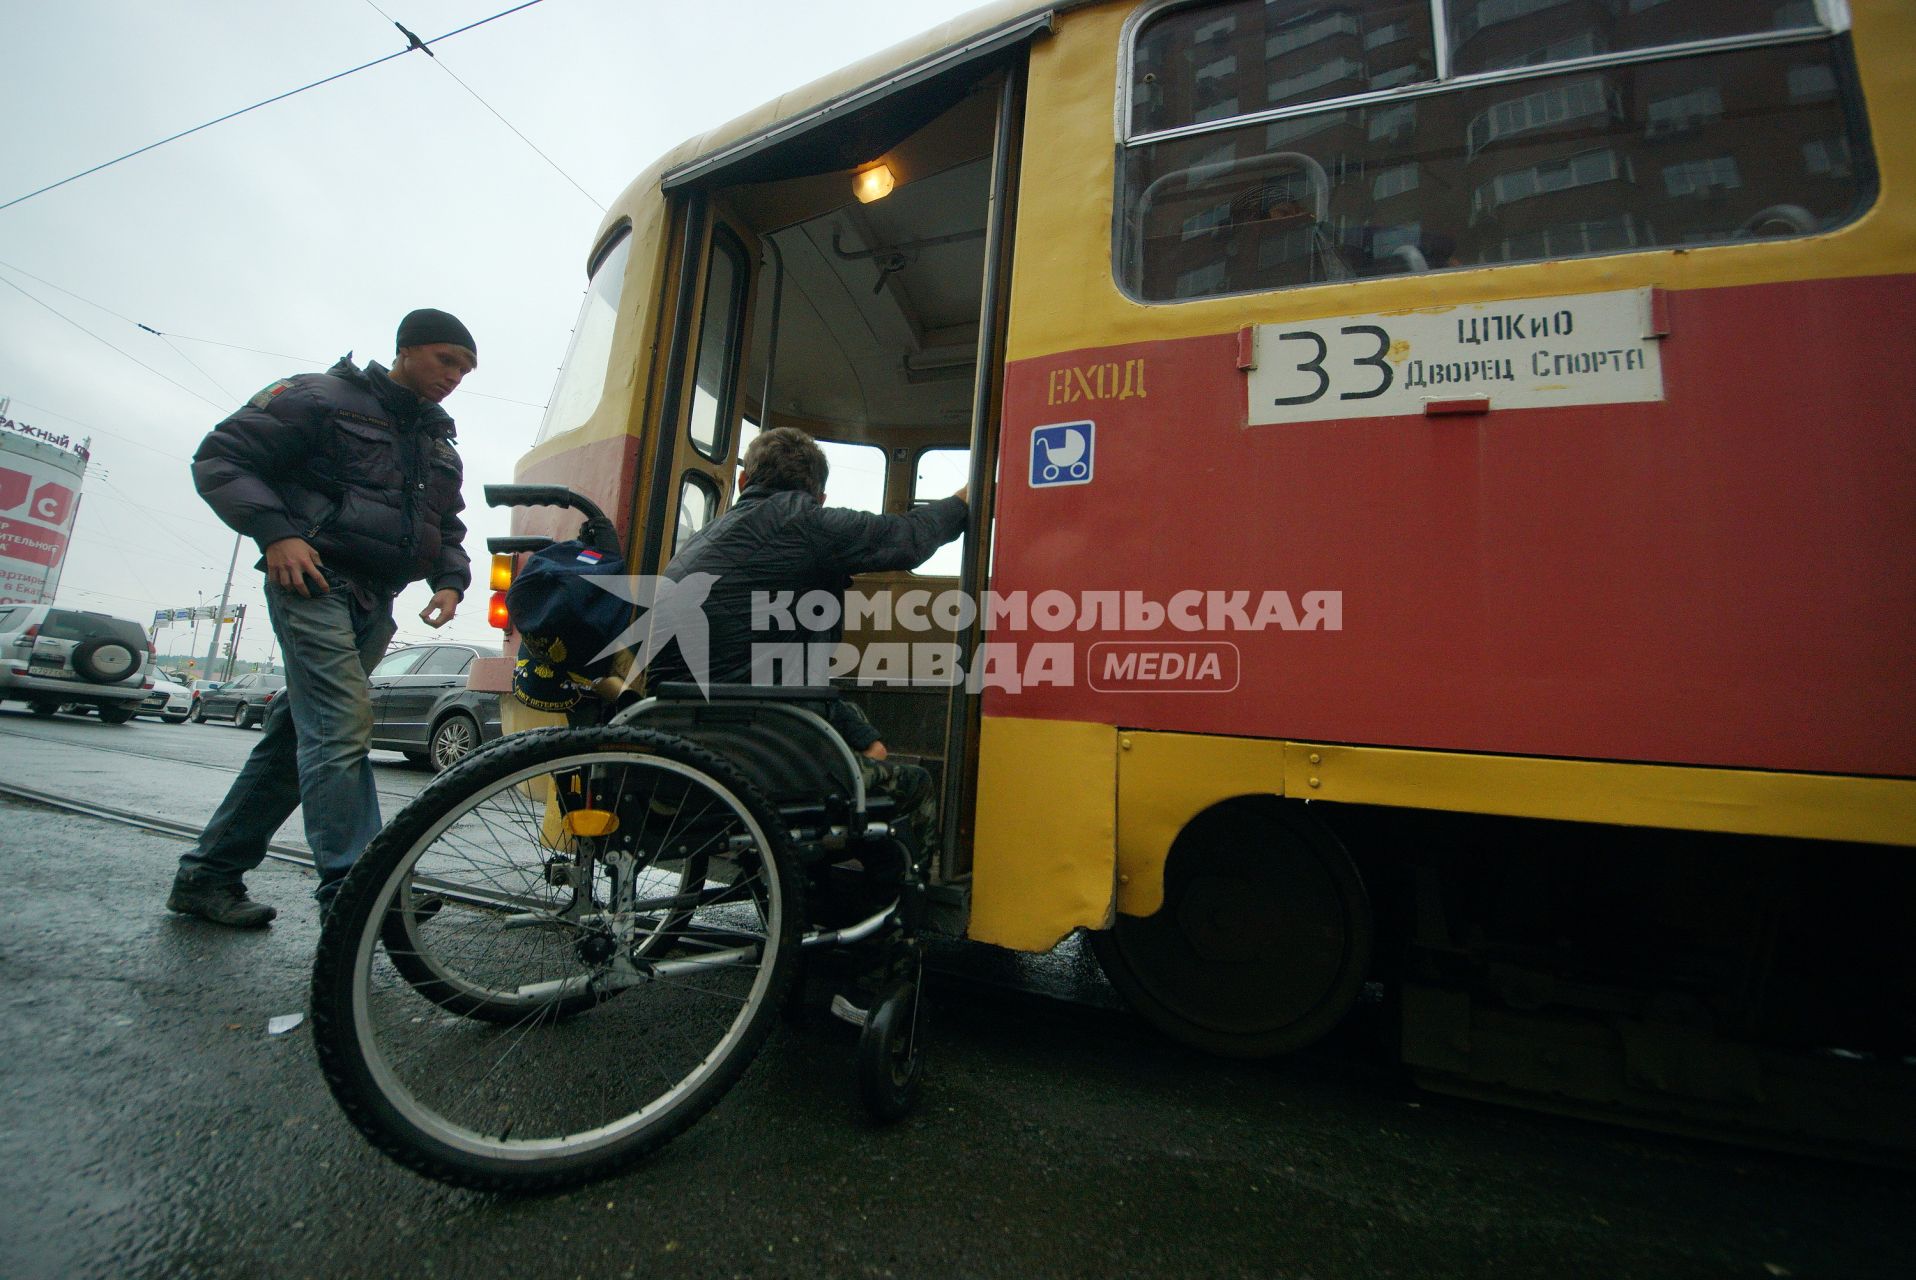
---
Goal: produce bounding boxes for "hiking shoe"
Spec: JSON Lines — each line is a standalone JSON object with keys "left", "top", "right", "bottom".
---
{"left": 167, "top": 877, "right": 277, "bottom": 928}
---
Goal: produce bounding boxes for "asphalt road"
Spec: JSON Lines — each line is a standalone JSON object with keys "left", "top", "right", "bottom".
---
{"left": 0, "top": 708, "right": 1911, "bottom": 1279}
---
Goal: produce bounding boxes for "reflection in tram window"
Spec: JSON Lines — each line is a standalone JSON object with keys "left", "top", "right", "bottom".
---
{"left": 1120, "top": 0, "right": 1875, "bottom": 302}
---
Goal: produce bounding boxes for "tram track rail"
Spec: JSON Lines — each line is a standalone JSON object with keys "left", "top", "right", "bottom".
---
{"left": 0, "top": 781, "right": 524, "bottom": 912}
{"left": 0, "top": 722, "right": 430, "bottom": 807}
{"left": 0, "top": 779, "right": 318, "bottom": 871}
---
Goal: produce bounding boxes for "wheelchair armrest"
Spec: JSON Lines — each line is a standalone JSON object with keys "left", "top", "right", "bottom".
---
{"left": 653, "top": 682, "right": 841, "bottom": 705}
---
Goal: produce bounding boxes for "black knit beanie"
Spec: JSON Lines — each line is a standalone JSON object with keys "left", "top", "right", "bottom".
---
{"left": 396, "top": 308, "right": 476, "bottom": 356}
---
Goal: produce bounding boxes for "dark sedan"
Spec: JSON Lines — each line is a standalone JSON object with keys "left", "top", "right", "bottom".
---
{"left": 190, "top": 670, "right": 287, "bottom": 727}
{"left": 368, "top": 642, "right": 503, "bottom": 771}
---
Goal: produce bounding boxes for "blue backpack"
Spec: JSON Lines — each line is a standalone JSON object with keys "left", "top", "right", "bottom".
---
{"left": 506, "top": 541, "right": 629, "bottom": 711}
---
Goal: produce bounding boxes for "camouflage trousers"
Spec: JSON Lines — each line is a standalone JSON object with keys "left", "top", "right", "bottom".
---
{"left": 859, "top": 755, "right": 939, "bottom": 869}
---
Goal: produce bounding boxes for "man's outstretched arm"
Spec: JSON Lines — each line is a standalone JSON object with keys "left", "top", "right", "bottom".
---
{"left": 814, "top": 488, "right": 968, "bottom": 578}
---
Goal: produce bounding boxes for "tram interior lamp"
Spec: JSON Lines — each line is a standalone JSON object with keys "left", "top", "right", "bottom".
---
{"left": 853, "top": 163, "right": 896, "bottom": 204}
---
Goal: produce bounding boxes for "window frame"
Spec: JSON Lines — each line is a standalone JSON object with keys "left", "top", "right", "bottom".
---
{"left": 1119, "top": 0, "right": 1846, "bottom": 150}
{"left": 415, "top": 646, "right": 477, "bottom": 677}
{"left": 534, "top": 223, "right": 634, "bottom": 445}
{"left": 1114, "top": 0, "right": 1862, "bottom": 303}
{"left": 816, "top": 439, "right": 890, "bottom": 515}
{"left": 371, "top": 648, "right": 430, "bottom": 679}
{"left": 908, "top": 445, "right": 973, "bottom": 578}
{"left": 686, "top": 226, "right": 752, "bottom": 465}
{"left": 674, "top": 470, "right": 722, "bottom": 554}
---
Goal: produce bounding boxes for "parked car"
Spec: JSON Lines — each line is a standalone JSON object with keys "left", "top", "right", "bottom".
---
{"left": 191, "top": 670, "right": 286, "bottom": 727}
{"left": 0, "top": 604, "right": 153, "bottom": 723}
{"left": 368, "top": 642, "right": 503, "bottom": 771}
{"left": 185, "top": 678, "right": 224, "bottom": 717}
{"left": 137, "top": 671, "right": 194, "bottom": 723}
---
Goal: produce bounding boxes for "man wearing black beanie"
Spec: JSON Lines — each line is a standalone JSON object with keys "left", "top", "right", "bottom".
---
{"left": 167, "top": 311, "right": 479, "bottom": 927}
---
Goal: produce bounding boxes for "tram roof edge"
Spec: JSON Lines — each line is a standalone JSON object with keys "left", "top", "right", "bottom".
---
{"left": 595, "top": 1, "right": 1096, "bottom": 243}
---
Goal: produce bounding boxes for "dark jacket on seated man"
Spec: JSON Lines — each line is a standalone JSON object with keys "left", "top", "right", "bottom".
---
{"left": 646, "top": 430, "right": 967, "bottom": 753}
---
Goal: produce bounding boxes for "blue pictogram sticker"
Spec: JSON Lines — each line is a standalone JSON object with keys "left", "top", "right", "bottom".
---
{"left": 1030, "top": 421, "right": 1094, "bottom": 488}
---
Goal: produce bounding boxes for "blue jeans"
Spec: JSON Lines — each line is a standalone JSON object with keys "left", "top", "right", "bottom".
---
{"left": 177, "top": 572, "right": 396, "bottom": 905}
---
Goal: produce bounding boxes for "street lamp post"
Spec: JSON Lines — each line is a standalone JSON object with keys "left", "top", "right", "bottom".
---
{"left": 204, "top": 532, "right": 241, "bottom": 675}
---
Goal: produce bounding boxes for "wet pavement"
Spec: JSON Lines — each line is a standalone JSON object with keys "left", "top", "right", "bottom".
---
{"left": 1, "top": 709, "right": 1912, "bottom": 1279}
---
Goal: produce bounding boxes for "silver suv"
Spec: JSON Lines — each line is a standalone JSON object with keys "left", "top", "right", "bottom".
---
{"left": 0, "top": 604, "right": 154, "bottom": 723}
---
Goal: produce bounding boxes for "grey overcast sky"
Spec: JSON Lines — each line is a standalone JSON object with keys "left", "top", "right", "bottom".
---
{"left": 0, "top": 0, "right": 982, "bottom": 664}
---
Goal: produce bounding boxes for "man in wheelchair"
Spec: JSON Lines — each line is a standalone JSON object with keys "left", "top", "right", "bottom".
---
{"left": 643, "top": 426, "right": 967, "bottom": 866}
{"left": 309, "top": 430, "right": 972, "bottom": 1182}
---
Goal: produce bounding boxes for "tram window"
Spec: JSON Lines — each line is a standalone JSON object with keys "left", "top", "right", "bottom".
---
{"left": 536, "top": 228, "right": 631, "bottom": 444}
{"left": 674, "top": 472, "right": 719, "bottom": 554}
{"left": 819, "top": 441, "right": 886, "bottom": 514}
{"left": 1131, "top": 2, "right": 1434, "bottom": 135}
{"left": 688, "top": 230, "right": 748, "bottom": 463}
{"left": 1448, "top": 0, "right": 1824, "bottom": 77}
{"left": 1119, "top": 0, "right": 1873, "bottom": 302}
{"left": 734, "top": 418, "right": 759, "bottom": 495}
{"left": 911, "top": 447, "right": 970, "bottom": 578}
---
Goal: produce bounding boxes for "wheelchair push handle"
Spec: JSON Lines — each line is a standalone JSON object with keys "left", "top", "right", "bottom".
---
{"left": 483, "top": 483, "right": 621, "bottom": 557}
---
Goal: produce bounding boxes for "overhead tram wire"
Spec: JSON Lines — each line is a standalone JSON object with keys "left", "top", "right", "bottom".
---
{"left": 154, "top": 332, "right": 239, "bottom": 404}
{"left": 5, "top": 399, "right": 202, "bottom": 466}
{"left": 157, "top": 332, "right": 552, "bottom": 408}
{"left": 0, "top": 0, "right": 548, "bottom": 213}
{"left": 364, "top": 1, "right": 606, "bottom": 213}
{"left": 0, "top": 260, "right": 550, "bottom": 410}
{"left": 0, "top": 258, "right": 234, "bottom": 402}
{"left": 0, "top": 273, "right": 225, "bottom": 411}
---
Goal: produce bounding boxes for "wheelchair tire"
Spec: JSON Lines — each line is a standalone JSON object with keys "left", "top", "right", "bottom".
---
{"left": 312, "top": 725, "right": 803, "bottom": 1192}
{"left": 856, "top": 979, "right": 926, "bottom": 1123}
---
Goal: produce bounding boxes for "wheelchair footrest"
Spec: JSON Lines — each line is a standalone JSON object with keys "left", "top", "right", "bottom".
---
{"left": 829, "top": 993, "right": 870, "bottom": 1027}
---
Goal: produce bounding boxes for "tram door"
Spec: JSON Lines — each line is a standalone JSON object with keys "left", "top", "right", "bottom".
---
{"left": 641, "top": 68, "right": 1027, "bottom": 891}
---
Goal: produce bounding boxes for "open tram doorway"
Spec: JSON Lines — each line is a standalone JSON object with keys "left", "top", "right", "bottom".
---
{"left": 660, "top": 70, "right": 1022, "bottom": 893}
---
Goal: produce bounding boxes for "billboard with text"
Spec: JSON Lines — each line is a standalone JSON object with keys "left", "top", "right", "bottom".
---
{"left": 0, "top": 424, "right": 88, "bottom": 605}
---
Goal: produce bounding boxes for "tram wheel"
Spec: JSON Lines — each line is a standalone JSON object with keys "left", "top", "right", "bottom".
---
{"left": 1090, "top": 798, "right": 1371, "bottom": 1059}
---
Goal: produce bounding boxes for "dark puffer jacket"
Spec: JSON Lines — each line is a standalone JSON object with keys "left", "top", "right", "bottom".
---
{"left": 191, "top": 357, "right": 471, "bottom": 596}
{"left": 647, "top": 487, "right": 968, "bottom": 749}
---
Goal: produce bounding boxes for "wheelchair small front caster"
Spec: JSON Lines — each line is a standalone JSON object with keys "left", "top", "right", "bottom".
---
{"left": 856, "top": 978, "right": 926, "bottom": 1122}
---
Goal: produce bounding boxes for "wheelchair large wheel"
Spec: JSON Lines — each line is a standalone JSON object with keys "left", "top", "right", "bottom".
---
{"left": 311, "top": 726, "right": 802, "bottom": 1191}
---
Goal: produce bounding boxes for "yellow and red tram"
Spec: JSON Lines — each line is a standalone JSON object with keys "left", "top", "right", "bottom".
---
{"left": 476, "top": 0, "right": 1916, "bottom": 1155}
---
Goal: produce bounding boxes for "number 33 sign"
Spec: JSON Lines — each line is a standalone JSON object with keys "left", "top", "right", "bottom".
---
{"left": 1243, "top": 289, "right": 1664, "bottom": 427}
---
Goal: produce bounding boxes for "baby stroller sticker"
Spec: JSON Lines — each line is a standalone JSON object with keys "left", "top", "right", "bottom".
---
{"left": 1030, "top": 421, "right": 1094, "bottom": 488}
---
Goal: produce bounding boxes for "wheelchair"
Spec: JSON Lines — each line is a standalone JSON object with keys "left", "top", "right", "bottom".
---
{"left": 309, "top": 489, "right": 933, "bottom": 1192}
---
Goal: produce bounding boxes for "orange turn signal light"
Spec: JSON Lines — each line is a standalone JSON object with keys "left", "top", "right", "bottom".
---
{"left": 488, "top": 591, "right": 510, "bottom": 629}
{"left": 489, "top": 553, "right": 514, "bottom": 592}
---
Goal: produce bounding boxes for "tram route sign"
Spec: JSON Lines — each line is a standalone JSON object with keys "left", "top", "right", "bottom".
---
{"left": 1244, "top": 287, "right": 1665, "bottom": 428}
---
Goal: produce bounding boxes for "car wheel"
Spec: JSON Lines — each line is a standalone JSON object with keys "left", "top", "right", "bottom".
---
{"left": 232, "top": 702, "right": 249, "bottom": 728}
{"left": 427, "top": 713, "right": 480, "bottom": 773}
{"left": 188, "top": 701, "right": 205, "bottom": 723}
{"left": 71, "top": 638, "right": 140, "bottom": 684}
{"left": 98, "top": 704, "right": 138, "bottom": 724}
